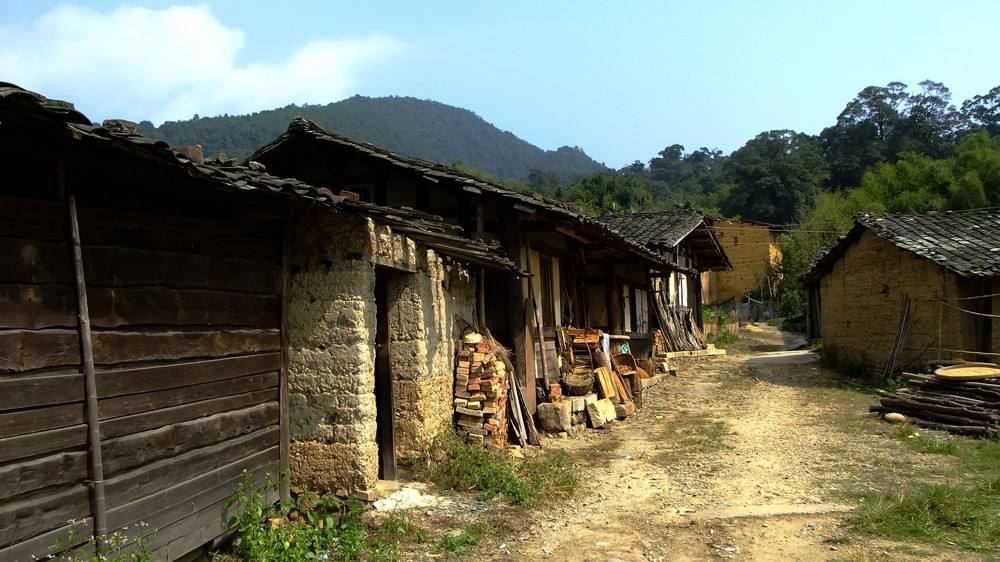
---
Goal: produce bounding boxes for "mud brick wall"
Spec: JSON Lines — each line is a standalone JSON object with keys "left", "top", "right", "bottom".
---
{"left": 286, "top": 211, "right": 475, "bottom": 495}
{"left": 702, "top": 219, "right": 781, "bottom": 305}
{"left": 375, "top": 225, "right": 476, "bottom": 463}
{"left": 818, "top": 230, "right": 977, "bottom": 373}
{"left": 287, "top": 211, "right": 379, "bottom": 493}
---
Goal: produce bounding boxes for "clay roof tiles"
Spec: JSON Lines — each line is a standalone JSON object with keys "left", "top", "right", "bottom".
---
{"left": 0, "top": 82, "right": 519, "bottom": 272}
{"left": 249, "top": 118, "right": 672, "bottom": 269}
{"left": 805, "top": 211, "right": 1000, "bottom": 282}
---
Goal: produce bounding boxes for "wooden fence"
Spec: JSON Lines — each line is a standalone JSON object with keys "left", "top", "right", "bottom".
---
{"left": 0, "top": 195, "right": 284, "bottom": 561}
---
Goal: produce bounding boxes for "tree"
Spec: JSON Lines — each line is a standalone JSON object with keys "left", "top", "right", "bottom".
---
{"left": 962, "top": 85, "right": 1000, "bottom": 136}
{"left": 561, "top": 173, "right": 652, "bottom": 216}
{"left": 718, "top": 130, "right": 829, "bottom": 224}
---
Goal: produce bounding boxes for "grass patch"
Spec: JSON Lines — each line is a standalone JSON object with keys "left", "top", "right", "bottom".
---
{"left": 706, "top": 329, "right": 739, "bottom": 347}
{"left": 652, "top": 414, "right": 730, "bottom": 465}
{"left": 420, "top": 430, "right": 577, "bottom": 505}
{"left": 848, "top": 426, "right": 1000, "bottom": 552}
{"left": 434, "top": 522, "right": 490, "bottom": 555}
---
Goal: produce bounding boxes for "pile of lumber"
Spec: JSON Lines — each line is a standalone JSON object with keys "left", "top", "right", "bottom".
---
{"left": 454, "top": 332, "right": 510, "bottom": 448}
{"left": 871, "top": 372, "right": 1000, "bottom": 437}
{"left": 651, "top": 291, "right": 704, "bottom": 352}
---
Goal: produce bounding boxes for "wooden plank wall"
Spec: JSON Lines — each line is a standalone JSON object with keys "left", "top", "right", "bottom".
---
{"left": 0, "top": 196, "right": 283, "bottom": 562}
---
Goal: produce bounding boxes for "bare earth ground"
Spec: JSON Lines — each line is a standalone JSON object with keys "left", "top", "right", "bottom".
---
{"left": 387, "top": 325, "right": 985, "bottom": 561}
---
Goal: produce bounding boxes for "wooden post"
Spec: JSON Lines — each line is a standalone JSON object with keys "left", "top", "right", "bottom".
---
{"left": 67, "top": 193, "right": 109, "bottom": 551}
{"left": 524, "top": 237, "right": 549, "bottom": 387}
{"left": 278, "top": 219, "right": 291, "bottom": 502}
{"left": 475, "top": 200, "right": 486, "bottom": 328}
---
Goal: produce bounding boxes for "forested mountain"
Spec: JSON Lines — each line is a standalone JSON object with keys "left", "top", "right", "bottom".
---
{"left": 136, "top": 95, "right": 606, "bottom": 183}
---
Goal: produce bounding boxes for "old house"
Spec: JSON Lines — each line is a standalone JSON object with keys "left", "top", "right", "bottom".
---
{"left": 0, "top": 84, "right": 514, "bottom": 561}
{"left": 700, "top": 217, "right": 782, "bottom": 306}
{"left": 596, "top": 211, "right": 731, "bottom": 350}
{"left": 249, "top": 119, "right": 674, "bottom": 411}
{"left": 804, "top": 212, "right": 1000, "bottom": 372}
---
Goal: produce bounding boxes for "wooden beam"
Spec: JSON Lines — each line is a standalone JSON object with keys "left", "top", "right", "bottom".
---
{"left": 68, "top": 192, "right": 109, "bottom": 551}
{"left": 278, "top": 219, "right": 291, "bottom": 502}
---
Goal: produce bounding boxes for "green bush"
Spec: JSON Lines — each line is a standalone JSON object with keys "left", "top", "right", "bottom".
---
{"left": 226, "top": 474, "right": 395, "bottom": 561}
{"left": 421, "top": 430, "right": 577, "bottom": 505}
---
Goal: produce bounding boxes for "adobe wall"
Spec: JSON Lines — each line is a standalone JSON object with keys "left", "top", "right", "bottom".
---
{"left": 702, "top": 220, "right": 780, "bottom": 304}
{"left": 818, "top": 230, "right": 976, "bottom": 373}
{"left": 287, "top": 210, "right": 474, "bottom": 495}
{"left": 374, "top": 226, "right": 475, "bottom": 463}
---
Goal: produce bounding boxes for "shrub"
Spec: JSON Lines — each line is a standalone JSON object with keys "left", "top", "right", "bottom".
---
{"left": 421, "top": 430, "right": 577, "bottom": 505}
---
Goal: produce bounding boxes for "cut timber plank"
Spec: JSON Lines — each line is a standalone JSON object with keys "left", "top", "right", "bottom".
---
{"left": 0, "top": 284, "right": 280, "bottom": 330}
{"left": 101, "top": 388, "right": 277, "bottom": 439}
{"left": 0, "top": 329, "right": 280, "bottom": 372}
{"left": 103, "top": 426, "right": 278, "bottom": 507}
{"left": 0, "top": 423, "right": 87, "bottom": 464}
{"left": 594, "top": 367, "right": 616, "bottom": 400}
{"left": 101, "top": 402, "right": 279, "bottom": 476}
{"left": 0, "top": 450, "right": 87, "bottom": 500}
{"left": 97, "top": 353, "right": 281, "bottom": 398}
{"left": 0, "top": 402, "right": 83, "bottom": 438}
{"left": 0, "top": 483, "right": 90, "bottom": 548}
{"left": 98, "top": 372, "right": 278, "bottom": 420}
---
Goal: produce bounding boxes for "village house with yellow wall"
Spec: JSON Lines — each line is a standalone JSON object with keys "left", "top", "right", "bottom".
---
{"left": 700, "top": 217, "right": 782, "bottom": 305}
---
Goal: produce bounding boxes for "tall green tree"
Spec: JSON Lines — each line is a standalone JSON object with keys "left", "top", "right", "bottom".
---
{"left": 561, "top": 172, "right": 652, "bottom": 215}
{"left": 718, "top": 130, "right": 829, "bottom": 224}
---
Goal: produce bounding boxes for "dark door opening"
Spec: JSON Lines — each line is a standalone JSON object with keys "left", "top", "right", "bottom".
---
{"left": 374, "top": 277, "right": 396, "bottom": 480}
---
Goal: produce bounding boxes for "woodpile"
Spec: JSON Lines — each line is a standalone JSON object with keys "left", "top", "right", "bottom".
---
{"left": 870, "top": 372, "right": 1000, "bottom": 437}
{"left": 454, "top": 332, "right": 510, "bottom": 448}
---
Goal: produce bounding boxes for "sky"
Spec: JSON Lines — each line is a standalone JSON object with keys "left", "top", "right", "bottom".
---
{"left": 0, "top": 1, "right": 997, "bottom": 168}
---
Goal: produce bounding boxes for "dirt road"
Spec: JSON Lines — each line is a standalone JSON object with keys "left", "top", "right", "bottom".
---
{"left": 497, "top": 325, "right": 976, "bottom": 561}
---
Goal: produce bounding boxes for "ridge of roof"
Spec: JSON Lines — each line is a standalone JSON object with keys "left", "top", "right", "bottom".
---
{"left": 250, "top": 117, "right": 672, "bottom": 268}
{"left": 805, "top": 210, "right": 1000, "bottom": 282}
{"left": 0, "top": 83, "right": 519, "bottom": 273}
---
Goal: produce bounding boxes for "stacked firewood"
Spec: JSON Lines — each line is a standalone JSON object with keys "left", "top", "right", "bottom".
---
{"left": 871, "top": 372, "right": 1000, "bottom": 437}
{"left": 454, "top": 332, "right": 509, "bottom": 448}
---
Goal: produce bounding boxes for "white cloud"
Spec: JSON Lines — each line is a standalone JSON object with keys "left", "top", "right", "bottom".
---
{"left": 0, "top": 4, "right": 403, "bottom": 123}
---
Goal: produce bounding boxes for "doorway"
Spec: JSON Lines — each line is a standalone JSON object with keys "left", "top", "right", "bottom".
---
{"left": 374, "top": 277, "right": 396, "bottom": 480}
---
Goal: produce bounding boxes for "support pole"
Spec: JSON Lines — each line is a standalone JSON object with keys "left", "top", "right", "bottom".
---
{"left": 279, "top": 219, "right": 291, "bottom": 502}
{"left": 68, "top": 193, "right": 108, "bottom": 550}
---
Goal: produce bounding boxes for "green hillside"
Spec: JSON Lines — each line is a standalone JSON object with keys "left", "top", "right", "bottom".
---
{"left": 136, "top": 95, "right": 606, "bottom": 183}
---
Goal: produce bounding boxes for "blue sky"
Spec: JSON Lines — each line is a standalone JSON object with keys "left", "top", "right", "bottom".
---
{"left": 1, "top": 1, "right": 997, "bottom": 167}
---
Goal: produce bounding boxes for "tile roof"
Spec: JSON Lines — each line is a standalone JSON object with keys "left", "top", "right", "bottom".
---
{"left": 595, "top": 210, "right": 706, "bottom": 249}
{"left": 0, "top": 83, "right": 518, "bottom": 272}
{"left": 594, "top": 210, "right": 732, "bottom": 271}
{"left": 249, "top": 118, "right": 672, "bottom": 269}
{"left": 805, "top": 211, "right": 1000, "bottom": 282}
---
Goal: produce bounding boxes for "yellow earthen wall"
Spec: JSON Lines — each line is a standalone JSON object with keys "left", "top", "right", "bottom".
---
{"left": 701, "top": 219, "right": 780, "bottom": 304}
{"left": 818, "top": 230, "right": 978, "bottom": 372}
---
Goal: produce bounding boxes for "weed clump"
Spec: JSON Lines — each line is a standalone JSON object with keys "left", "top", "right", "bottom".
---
{"left": 421, "top": 430, "right": 577, "bottom": 505}
{"left": 225, "top": 474, "right": 396, "bottom": 561}
{"left": 849, "top": 428, "right": 1000, "bottom": 551}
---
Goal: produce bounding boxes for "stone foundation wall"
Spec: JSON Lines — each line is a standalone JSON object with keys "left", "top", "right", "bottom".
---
{"left": 286, "top": 212, "right": 475, "bottom": 494}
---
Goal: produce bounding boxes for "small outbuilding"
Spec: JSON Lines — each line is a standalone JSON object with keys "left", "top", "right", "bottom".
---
{"left": 596, "top": 210, "right": 731, "bottom": 350}
{"left": 804, "top": 211, "right": 1000, "bottom": 373}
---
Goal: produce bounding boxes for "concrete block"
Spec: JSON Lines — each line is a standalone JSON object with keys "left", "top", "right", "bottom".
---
{"left": 582, "top": 393, "right": 598, "bottom": 407}
{"left": 570, "top": 395, "right": 587, "bottom": 413}
{"left": 537, "top": 401, "right": 573, "bottom": 432}
{"left": 586, "top": 398, "right": 616, "bottom": 428}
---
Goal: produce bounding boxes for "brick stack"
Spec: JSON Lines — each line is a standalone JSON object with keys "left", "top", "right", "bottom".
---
{"left": 454, "top": 332, "right": 509, "bottom": 449}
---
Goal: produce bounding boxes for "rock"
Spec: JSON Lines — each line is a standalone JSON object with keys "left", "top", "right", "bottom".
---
{"left": 538, "top": 401, "right": 573, "bottom": 432}
{"left": 587, "top": 398, "right": 617, "bottom": 428}
{"left": 883, "top": 412, "right": 907, "bottom": 424}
